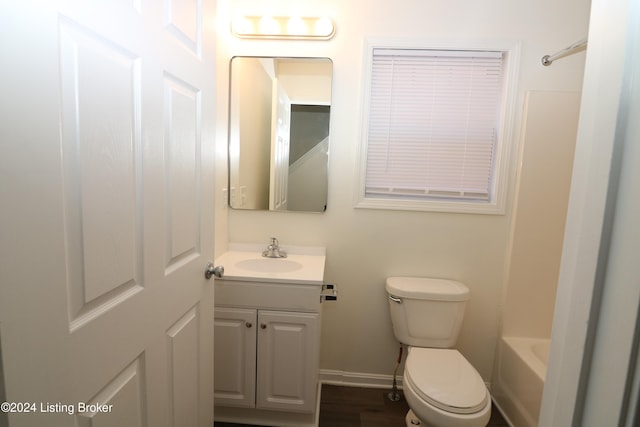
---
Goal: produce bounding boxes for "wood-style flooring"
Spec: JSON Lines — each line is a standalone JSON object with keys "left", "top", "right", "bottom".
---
{"left": 214, "top": 384, "right": 510, "bottom": 427}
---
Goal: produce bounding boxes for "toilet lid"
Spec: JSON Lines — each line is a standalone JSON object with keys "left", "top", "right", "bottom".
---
{"left": 405, "top": 348, "right": 488, "bottom": 415}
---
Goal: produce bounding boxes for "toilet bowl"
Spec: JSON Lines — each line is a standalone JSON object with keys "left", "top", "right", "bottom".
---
{"left": 385, "top": 277, "right": 491, "bottom": 427}
{"left": 402, "top": 347, "right": 491, "bottom": 427}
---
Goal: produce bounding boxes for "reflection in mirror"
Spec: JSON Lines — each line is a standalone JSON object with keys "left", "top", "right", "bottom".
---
{"left": 228, "top": 57, "right": 332, "bottom": 212}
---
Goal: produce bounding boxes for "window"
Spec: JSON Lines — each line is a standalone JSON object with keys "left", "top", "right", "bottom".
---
{"left": 356, "top": 40, "right": 519, "bottom": 214}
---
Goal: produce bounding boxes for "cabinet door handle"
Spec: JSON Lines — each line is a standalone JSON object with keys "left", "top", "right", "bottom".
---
{"left": 260, "top": 323, "right": 267, "bottom": 329}
{"left": 245, "top": 322, "right": 252, "bottom": 328}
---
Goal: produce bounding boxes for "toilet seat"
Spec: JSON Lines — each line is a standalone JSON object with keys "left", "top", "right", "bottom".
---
{"left": 404, "top": 347, "right": 488, "bottom": 415}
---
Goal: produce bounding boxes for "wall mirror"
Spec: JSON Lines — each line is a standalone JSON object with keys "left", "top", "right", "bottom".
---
{"left": 228, "top": 56, "right": 332, "bottom": 212}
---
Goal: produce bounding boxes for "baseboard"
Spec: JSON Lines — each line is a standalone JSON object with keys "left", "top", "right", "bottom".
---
{"left": 490, "top": 396, "right": 515, "bottom": 427}
{"left": 319, "top": 369, "right": 404, "bottom": 389}
{"left": 320, "top": 369, "right": 493, "bottom": 395}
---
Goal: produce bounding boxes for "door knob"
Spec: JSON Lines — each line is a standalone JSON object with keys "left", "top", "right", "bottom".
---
{"left": 204, "top": 263, "right": 224, "bottom": 280}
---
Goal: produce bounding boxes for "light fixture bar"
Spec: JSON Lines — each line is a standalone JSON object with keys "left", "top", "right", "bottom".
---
{"left": 231, "top": 16, "right": 335, "bottom": 40}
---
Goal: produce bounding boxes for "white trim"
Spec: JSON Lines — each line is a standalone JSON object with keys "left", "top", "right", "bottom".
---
{"left": 319, "top": 368, "right": 493, "bottom": 393}
{"left": 491, "top": 398, "right": 516, "bottom": 427}
{"left": 354, "top": 38, "right": 521, "bottom": 215}
{"left": 319, "top": 369, "right": 403, "bottom": 389}
{"left": 215, "top": 382, "right": 322, "bottom": 427}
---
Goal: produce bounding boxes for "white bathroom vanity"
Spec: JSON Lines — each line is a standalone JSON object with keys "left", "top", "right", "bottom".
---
{"left": 213, "top": 244, "right": 331, "bottom": 427}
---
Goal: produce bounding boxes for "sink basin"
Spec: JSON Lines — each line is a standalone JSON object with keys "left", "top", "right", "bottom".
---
{"left": 215, "top": 243, "right": 326, "bottom": 284}
{"left": 235, "top": 258, "right": 303, "bottom": 273}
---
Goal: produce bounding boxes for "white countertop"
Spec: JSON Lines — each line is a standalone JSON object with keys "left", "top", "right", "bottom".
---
{"left": 215, "top": 243, "right": 326, "bottom": 285}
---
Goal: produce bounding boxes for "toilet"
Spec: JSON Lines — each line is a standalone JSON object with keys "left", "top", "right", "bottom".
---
{"left": 386, "top": 277, "right": 491, "bottom": 427}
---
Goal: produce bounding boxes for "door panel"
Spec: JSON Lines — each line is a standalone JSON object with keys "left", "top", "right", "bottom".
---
{"left": 163, "top": 74, "right": 201, "bottom": 274}
{"left": 59, "top": 18, "right": 144, "bottom": 330}
{"left": 76, "top": 356, "right": 146, "bottom": 427}
{"left": 166, "top": 306, "right": 200, "bottom": 427}
{"left": 0, "top": 1, "right": 216, "bottom": 426}
{"left": 165, "top": 0, "right": 201, "bottom": 55}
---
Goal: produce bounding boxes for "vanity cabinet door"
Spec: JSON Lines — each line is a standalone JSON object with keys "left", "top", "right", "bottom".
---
{"left": 214, "top": 307, "right": 257, "bottom": 408}
{"left": 256, "top": 310, "right": 319, "bottom": 413}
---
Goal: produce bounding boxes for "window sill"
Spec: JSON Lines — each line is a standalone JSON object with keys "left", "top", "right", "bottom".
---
{"left": 354, "top": 196, "right": 505, "bottom": 215}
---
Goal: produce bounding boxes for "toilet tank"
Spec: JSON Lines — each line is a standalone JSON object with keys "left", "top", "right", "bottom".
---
{"left": 386, "top": 277, "right": 470, "bottom": 348}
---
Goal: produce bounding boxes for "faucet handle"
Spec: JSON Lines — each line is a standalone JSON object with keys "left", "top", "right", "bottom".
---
{"left": 262, "top": 237, "right": 287, "bottom": 258}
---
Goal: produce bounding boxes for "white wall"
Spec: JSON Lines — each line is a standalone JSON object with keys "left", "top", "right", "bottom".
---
{"left": 278, "top": 60, "right": 332, "bottom": 105}
{"left": 214, "top": 0, "right": 590, "bottom": 383}
{"left": 231, "top": 58, "right": 272, "bottom": 209}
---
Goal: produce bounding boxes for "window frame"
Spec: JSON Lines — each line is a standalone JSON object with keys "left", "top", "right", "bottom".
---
{"left": 355, "top": 38, "right": 521, "bottom": 214}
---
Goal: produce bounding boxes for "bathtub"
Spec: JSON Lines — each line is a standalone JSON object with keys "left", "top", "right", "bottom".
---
{"left": 493, "top": 337, "right": 550, "bottom": 427}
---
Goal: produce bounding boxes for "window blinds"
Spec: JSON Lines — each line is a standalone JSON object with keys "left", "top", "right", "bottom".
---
{"left": 365, "top": 48, "right": 504, "bottom": 201}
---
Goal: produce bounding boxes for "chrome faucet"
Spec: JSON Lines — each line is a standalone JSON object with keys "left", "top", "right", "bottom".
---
{"left": 262, "top": 237, "right": 287, "bottom": 258}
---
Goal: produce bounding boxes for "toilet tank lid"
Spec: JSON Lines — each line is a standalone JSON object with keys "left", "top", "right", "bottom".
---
{"left": 385, "top": 277, "right": 469, "bottom": 301}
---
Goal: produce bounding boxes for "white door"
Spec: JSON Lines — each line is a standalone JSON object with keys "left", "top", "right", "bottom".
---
{"left": 0, "top": 1, "right": 216, "bottom": 427}
{"left": 269, "top": 78, "right": 291, "bottom": 211}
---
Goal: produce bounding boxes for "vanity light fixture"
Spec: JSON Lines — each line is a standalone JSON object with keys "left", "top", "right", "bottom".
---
{"left": 231, "top": 15, "right": 335, "bottom": 40}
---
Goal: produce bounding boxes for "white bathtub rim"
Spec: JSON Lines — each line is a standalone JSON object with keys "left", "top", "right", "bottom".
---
{"left": 502, "top": 336, "right": 549, "bottom": 382}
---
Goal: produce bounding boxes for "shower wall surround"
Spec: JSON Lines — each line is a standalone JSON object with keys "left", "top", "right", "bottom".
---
{"left": 493, "top": 91, "right": 580, "bottom": 426}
